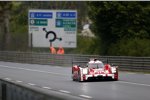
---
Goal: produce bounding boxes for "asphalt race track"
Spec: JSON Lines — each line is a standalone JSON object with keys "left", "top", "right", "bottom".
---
{"left": 0, "top": 61, "right": 150, "bottom": 100}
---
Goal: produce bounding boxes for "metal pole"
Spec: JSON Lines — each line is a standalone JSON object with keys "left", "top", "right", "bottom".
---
{"left": 31, "top": 33, "right": 33, "bottom": 51}
{"left": 50, "top": 42, "right": 52, "bottom": 47}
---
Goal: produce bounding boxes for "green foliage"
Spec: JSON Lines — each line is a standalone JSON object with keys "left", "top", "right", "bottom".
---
{"left": 108, "top": 38, "right": 150, "bottom": 56}
{"left": 0, "top": 1, "right": 13, "bottom": 50}
{"left": 9, "top": 2, "right": 28, "bottom": 51}
{"left": 88, "top": 1, "right": 150, "bottom": 56}
{"left": 65, "top": 36, "right": 99, "bottom": 54}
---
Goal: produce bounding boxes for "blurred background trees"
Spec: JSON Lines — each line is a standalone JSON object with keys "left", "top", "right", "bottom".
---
{"left": 0, "top": 2, "right": 12, "bottom": 50}
{"left": 0, "top": 1, "right": 150, "bottom": 56}
{"left": 88, "top": 1, "right": 150, "bottom": 56}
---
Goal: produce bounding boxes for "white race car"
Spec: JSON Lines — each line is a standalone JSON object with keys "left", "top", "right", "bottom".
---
{"left": 72, "top": 59, "right": 118, "bottom": 82}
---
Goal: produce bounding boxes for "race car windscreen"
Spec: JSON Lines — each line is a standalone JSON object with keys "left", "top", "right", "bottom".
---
{"left": 88, "top": 63, "right": 104, "bottom": 68}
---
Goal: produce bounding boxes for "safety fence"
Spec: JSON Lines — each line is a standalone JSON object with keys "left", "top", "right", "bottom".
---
{"left": 0, "top": 78, "right": 85, "bottom": 100}
{"left": 0, "top": 51, "right": 150, "bottom": 72}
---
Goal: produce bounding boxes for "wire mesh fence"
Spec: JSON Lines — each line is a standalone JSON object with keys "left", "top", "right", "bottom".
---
{"left": 0, "top": 51, "right": 150, "bottom": 72}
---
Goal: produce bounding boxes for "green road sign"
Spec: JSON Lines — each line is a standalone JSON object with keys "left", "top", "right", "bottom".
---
{"left": 28, "top": 10, "right": 77, "bottom": 48}
{"left": 30, "top": 19, "right": 48, "bottom": 26}
{"left": 56, "top": 19, "right": 76, "bottom": 28}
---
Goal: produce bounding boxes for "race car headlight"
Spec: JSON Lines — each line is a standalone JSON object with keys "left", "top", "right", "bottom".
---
{"left": 82, "top": 69, "right": 88, "bottom": 74}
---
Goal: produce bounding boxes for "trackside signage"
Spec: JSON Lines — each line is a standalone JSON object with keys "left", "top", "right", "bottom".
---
{"left": 28, "top": 10, "right": 77, "bottom": 48}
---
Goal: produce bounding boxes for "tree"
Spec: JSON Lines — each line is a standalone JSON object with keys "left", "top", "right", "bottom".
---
{"left": 108, "top": 38, "right": 150, "bottom": 56}
{"left": 0, "top": 2, "right": 12, "bottom": 50}
{"left": 88, "top": 1, "right": 150, "bottom": 56}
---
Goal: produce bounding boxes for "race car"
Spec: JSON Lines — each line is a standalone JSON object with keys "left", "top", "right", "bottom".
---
{"left": 72, "top": 58, "right": 118, "bottom": 82}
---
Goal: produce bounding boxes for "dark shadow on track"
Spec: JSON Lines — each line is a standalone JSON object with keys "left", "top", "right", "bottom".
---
{"left": 76, "top": 78, "right": 118, "bottom": 83}
{"left": 86, "top": 78, "right": 116, "bottom": 83}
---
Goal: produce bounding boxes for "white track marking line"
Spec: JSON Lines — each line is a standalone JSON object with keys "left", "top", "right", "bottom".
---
{"left": 42, "top": 86, "right": 52, "bottom": 90}
{"left": 79, "top": 95, "right": 92, "bottom": 99}
{"left": 127, "top": 72, "right": 136, "bottom": 74}
{"left": 118, "top": 81, "right": 150, "bottom": 87}
{"left": 4, "top": 78, "right": 11, "bottom": 81}
{"left": 27, "top": 83, "right": 36, "bottom": 86}
{"left": 16, "top": 80, "right": 22, "bottom": 83}
{"left": 59, "top": 90, "right": 71, "bottom": 94}
{"left": 0, "top": 65, "right": 66, "bottom": 76}
{"left": 144, "top": 74, "right": 150, "bottom": 76}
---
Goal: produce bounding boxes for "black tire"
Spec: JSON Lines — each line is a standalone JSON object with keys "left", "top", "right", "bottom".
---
{"left": 78, "top": 71, "right": 81, "bottom": 82}
{"left": 113, "top": 72, "right": 118, "bottom": 81}
{"left": 72, "top": 78, "right": 76, "bottom": 81}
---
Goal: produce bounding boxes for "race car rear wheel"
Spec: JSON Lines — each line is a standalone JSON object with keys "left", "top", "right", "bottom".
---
{"left": 78, "top": 71, "right": 82, "bottom": 82}
{"left": 113, "top": 72, "right": 118, "bottom": 81}
{"left": 72, "top": 74, "right": 75, "bottom": 81}
{"left": 72, "top": 78, "right": 76, "bottom": 81}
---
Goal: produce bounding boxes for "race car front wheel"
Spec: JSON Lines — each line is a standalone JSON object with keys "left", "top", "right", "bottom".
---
{"left": 78, "top": 71, "right": 82, "bottom": 82}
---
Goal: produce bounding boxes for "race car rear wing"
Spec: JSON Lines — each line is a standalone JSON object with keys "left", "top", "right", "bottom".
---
{"left": 72, "top": 58, "right": 106, "bottom": 67}
{"left": 72, "top": 61, "right": 88, "bottom": 68}
{"left": 72, "top": 58, "right": 112, "bottom": 67}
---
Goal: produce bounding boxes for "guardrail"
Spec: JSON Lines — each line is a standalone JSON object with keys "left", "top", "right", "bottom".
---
{"left": 0, "top": 78, "right": 85, "bottom": 100}
{"left": 0, "top": 51, "right": 150, "bottom": 72}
